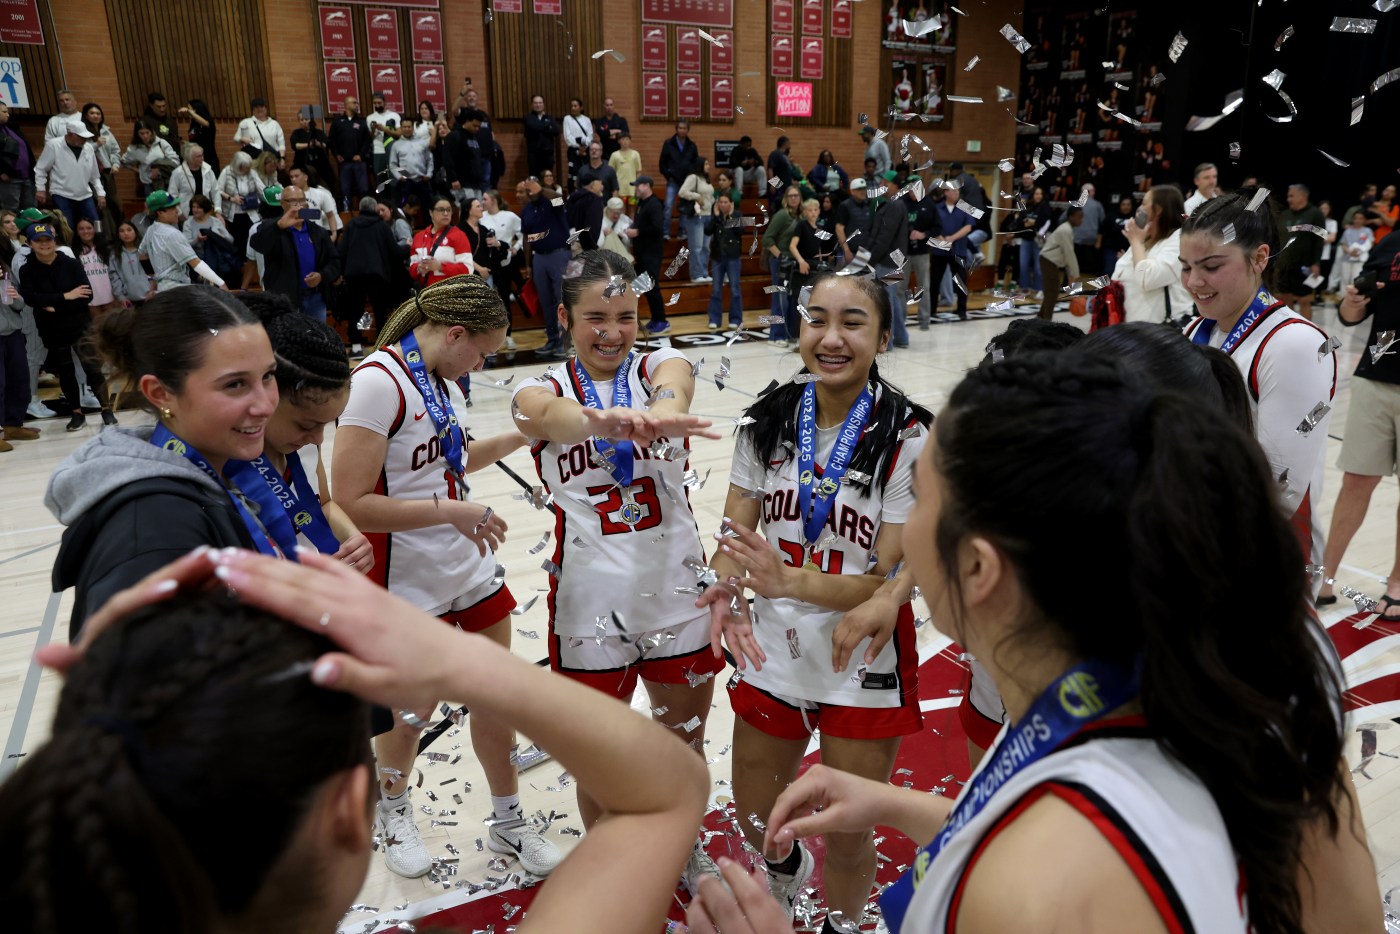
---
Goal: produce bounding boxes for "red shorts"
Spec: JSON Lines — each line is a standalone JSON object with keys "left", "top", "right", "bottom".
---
{"left": 729, "top": 603, "right": 922, "bottom": 741}
{"left": 548, "top": 617, "right": 726, "bottom": 701}
{"left": 441, "top": 584, "right": 516, "bottom": 634}
{"left": 958, "top": 664, "right": 1005, "bottom": 751}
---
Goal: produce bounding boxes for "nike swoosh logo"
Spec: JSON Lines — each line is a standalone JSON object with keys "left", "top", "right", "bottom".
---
{"left": 414, "top": 410, "right": 427, "bottom": 421}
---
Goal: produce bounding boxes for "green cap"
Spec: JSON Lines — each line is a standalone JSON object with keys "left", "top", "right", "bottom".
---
{"left": 145, "top": 190, "right": 180, "bottom": 213}
{"left": 260, "top": 185, "right": 284, "bottom": 207}
{"left": 15, "top": 207, "right": 47, "bottom": 226}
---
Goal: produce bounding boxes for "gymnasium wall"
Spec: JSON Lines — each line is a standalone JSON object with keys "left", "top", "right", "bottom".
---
{"left": 26, "top": 0, "right": 1022, "bottom": 204}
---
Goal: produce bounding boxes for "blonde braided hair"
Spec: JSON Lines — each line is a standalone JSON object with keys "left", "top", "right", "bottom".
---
{"left": 377, "top": 274, "right": 509, "bottom": 350}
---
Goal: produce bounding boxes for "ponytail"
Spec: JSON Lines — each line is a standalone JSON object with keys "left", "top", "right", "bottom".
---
{"left": 933, "top": 353, "right": 1343, "bottom": 934}
{"left": 377, "top": 273, "right": 508, "bottom": 349}
{"left": 236, "top": 290, "right": 350, "bottom": 403}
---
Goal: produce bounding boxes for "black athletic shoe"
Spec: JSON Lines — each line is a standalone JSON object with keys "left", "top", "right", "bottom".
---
{"left": 65, "top": 413, "right": 86, "bottom": 432}
{"left": 101, "top": 410, "right": 119, "bottom": 427}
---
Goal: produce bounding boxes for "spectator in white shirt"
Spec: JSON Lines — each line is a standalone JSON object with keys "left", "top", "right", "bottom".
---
{"left": 234, "top": 97, "right": 286, "bottom": 165}
{"left": 388, "top": 137, "right": 432, "bottom": 213}
{"left": 34, "top": 121, "right": 105, "bottom": 230}
{"left": 217, "top": 151, "right": 262, "bottom": 266}
{"left": 43, "top": 89, "right": 79, "bottom": 140}
{"left": 365, "top": 93, "right": 402, "bottom": 179}
{"left": 121, "top": 124, "right": 179, "bottom": 197}
{"left": 562, "top": 97, "right": 594, "bottom": 192}
{"left": 1183, "top": 162, "right": 1218, "bottom": 217}
{"left": 166, "top": 145, "right": 220, "bottom": 219}
{"left": 288, "top": 164, "right": 341, "bottom": 242}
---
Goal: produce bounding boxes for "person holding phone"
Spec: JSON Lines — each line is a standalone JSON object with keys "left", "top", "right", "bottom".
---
{"left": 250, "top": 185, "right": 340, "bottom": 323}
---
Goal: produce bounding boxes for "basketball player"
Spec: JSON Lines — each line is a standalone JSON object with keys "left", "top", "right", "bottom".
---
{"left": 511, "top": 249, "right": 725, "bottom": 890}
{"left": 1180, "top": 189, "right": 1337, "bottom": 575}
{"left": 698, "top": 273, "right": 932, "bottom": 926}
{"left": 687, "top": 353, "right": 1377, "bottom": 934}
{"left": 332, "top": 274, "right": 562, "bottom": 879}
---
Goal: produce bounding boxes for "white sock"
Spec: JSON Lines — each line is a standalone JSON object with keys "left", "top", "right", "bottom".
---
{"left": 380, "top": 786, "right": 409, "bottom": 811}
{"left": 491, "top": 794, "right": 521, "bottom": 820}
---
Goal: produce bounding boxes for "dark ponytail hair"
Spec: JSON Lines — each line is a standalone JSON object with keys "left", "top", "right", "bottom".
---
{"left": 95, "top": 287, "right": 260, "bottom": 409}
{"left": 980, "top": 317, "right": 1084, "bottom": 365}
{"left": 739, "top": 272, "right": 932, "bottom": 494}
{"left": 1184, "top": 186, "right": 1283, "bottom": 293}
{"left": 235, "top": 291, "right": 350, "bottom": 404}
{"left": 0, "top": 591, "right": 371, "bottom": 933}
{"left": 1075, "top": 321, "right": 1254, "bottom": 433}
{"left": 932, "top": 353, "right": 1343, "bottom": 934}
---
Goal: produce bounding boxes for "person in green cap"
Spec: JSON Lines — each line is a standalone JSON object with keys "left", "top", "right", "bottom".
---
{"left": 138, "top": 190, "right": 229, "bottom": 292}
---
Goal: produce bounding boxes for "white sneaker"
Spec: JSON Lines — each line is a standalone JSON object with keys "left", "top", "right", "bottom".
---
{"left": 488, "top": 813, "right": 564, "bottom": 876}
{"left": 683, "top": 842, "right": 722, "bottom": 897}
{"left": 766, "top": 843, "right": 815, "bottom": 921}
{"left": 26, "top": 400, "right": 57, "bottom": 419}
{"left": 708, "top": 322, "right": 720, "bottom": 330}
{"left": 79, "top": 388, "right": 101, "bottom": 410}
{"left": 375, "top": 797, "right": 433, "bottom": 878}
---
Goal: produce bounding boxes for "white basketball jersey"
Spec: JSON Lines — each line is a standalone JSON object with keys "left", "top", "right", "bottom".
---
{"left": 512, "top": 349, "right": 712, "bottom": 638}
{"left": 341, "top": 346, "right": 495, "bottom": 611}
{"left": 729, "top": 397, "right": 926, "bottom": 708}
{"left": 1184, "top": 305, "right": 1336, "bottom": 568}
{"left": 902, "top": 719, "right": 1248, "bottom": 932}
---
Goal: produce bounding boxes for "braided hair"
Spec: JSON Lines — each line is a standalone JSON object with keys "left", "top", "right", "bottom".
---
{"left": 236, "top": 291, "right": 350, "bottom": 404}
{"left": 0, "top": 591, "right": 371, "bottom": 933}
{"left": 376, "top": 273, "right": 509, "bottom": 350}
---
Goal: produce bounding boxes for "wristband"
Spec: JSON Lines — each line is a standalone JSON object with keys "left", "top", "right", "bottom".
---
{"left": 192, "top": 260, "right": 225, "bottom": 288}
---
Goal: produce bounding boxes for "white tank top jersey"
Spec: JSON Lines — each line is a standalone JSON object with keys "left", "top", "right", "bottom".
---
{"left": 340, "top": 346, "right": 496, "bottom": 611}
{"left": 1183, "top": 303, "right": 1336, "bottom": 568}
{"left": 511, "top": 348, "right": 713, "bottom": 638}
{"left": 728, "top": 394, "right": 926, "bottom": 707}
{"left": 903, "top": 719, "right": 1248, "bottom": 933}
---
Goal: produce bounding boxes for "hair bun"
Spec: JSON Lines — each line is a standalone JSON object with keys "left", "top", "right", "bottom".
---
{"left": 234, "top": 290, "right": 296, "bottom": 325}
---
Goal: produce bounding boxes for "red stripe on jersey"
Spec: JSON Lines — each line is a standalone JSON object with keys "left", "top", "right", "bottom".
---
{"left": 353, "top": 360, "right": 407, "bottom": 438}
{"left": 1245, "top": 315, "right": 1331, "bottom": 402}
{"left": 1289, "top": 488, "right": 1313, "bottom": 564}
{"left": 366, "top": 467, "right": 392, "bottom": 589}
{"left": 946, "top": 783, "right": 1050, "bottom": 933}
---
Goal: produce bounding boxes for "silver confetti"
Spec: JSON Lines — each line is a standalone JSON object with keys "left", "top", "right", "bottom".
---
{"left": 1221, "top": 223, "right": 1237, "bottom": 245}
{"left": 1246, "top": 188, "right": 1272, "bottom": 213}
{"left": 1318, "top": 150, "right": 1351, "bottom": 168}
{"left": 792, "top": 373, "right": 822, "bottom": 384}
{"left": 601, "top": 274, "right": 626, "bottom": 298}
{"left": 516, "top": 629, "right": 539, "bottom": 639}
{"left": 1371, "top": 66, "right": 1400, "bottom": 94}
{"left": 1331, "top": 16, "right": 1378, "bottom": 33}
{"left": 630, "top": 271, "right": 655, "bottom": 295}
{"left": 667, "top": 292, "right": 681, "bottom": 306}
{"left": 528, "top": 531, "right": 551, "bottom": 555}
{"left": 1352, "top": 96, "right": 1366, "bottom": 126}
{"left": 999, "top": 23, "right": 1031, "bottom": 54}
{"left": 996, "top": 86, "right": 1016, "bottom": 102}
{"left": 591, "top": 48, "right": 626, "bottom": 62}
{"left": 665, "top": 249, "right": 690, "bottom": 278}
{"left": 1274, "top": 25, "right": 1295, "bottom": 50}
{"left": 963, "top": 55, "right": 980, "bottom": 72}
{"left": 565, "top": 227, "right": 588, "bottom": 245}
{"left": 1295, "top": 402, "right": 1331, "bottom": 435}
{"left": 1167, "top": 32, "right": 1188, "bottom": 63}
{"left": 541, "top": 559, "right": 562, "bottom": 578}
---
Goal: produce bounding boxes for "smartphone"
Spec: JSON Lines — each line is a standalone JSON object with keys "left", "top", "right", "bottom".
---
{"left": 299, "top": 208, "right": 322, "bottom": 221}
{"left": 1134, "top": 208, "right": 1149, "bottom": 229}
{"left": 242, "top": 194, "right": 259, "bottom": 210}
{"left": 1354, "top": 270, "right": 1379, "bottom": 296}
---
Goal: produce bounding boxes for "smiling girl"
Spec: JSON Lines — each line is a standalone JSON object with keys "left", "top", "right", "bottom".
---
{"left": 700, "top": 273, "right": 931, "bottom": 923}
{"left": 1179, "top": 189, "right": 1336, "bottom": 574}
{"left": 332, "top": 273, "right": 563, "bottom": 882}
{"left": 510, "top": 249, "right": 724, "bottom": 886}
{"left": 46, "top": 288, "right": 279, "bottom": 629}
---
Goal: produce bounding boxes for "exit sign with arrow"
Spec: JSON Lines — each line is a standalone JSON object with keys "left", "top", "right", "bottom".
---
{"left": 0, "top": 59, "right": 29, "bottom": 109}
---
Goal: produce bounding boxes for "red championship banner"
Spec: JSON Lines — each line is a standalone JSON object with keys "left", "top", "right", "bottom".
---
{"left": 319, "top": 6, "right": 355, "bottom": 59}
{"left": 642, "top": 72, "right": 669, "bottom": 118}
{"left": 0, "top": 0, "right": 43, "bottom": 44}
{"left": 771, "top": 0, "right": 793, "bottom": 33}
{"left": 677, "top": 27, "right": 702, "bottom": 72}
{"left": 410, "top": 10, "right": 443, "bottom": 61}
{"left": 800, "top": 36, "right": 824, "bottom": 80}
{"left": 532, "top": 0, "right": 562, "bottom": 14}
{"left": 642, "top": 25, "right": 668, "bottom": 70}
{"left": 709, "top": 28, "right": 733, "bottom": 72}
{"left": 801, "top": 0, "right": 822, "bottom": 35}
{"left": 677, "top": 74, "right": 702, "bottom": 120}
{"left": 414, "top": 64, "right": 446, "bottom": 109}
{"left": 370, "top": 63, "right": 404, "bottom": 111}
{"left": 710, "top": 76, "right": 734, "bottom": 120}
{"left": 770, "top": 34, "right": 794, "bottom": 76}
{"left": 831, "top": 0, "right": 853, "bottom": 38}
{"left": 365, "top": 8, "right": 400, "bottom": 61}
{"left": 641, "top": 0, "right": 733, "bottom": 28}
{"left": 324, "top": 63, "right": 360, "bottom": 115}
{"left": 492, "top": 0, "right": 522, "bottom": 10}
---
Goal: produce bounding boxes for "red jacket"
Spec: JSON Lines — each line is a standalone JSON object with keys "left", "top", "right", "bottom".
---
{"left": 410, "top": 224, "right": 473, "bottom": 285}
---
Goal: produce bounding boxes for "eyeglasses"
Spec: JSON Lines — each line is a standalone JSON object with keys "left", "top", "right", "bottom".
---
{"left": 432, "top": 206, "right": 453, "bottom": 213}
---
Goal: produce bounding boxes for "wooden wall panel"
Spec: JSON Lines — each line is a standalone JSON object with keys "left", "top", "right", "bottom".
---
{"left": 103, "top": 0, "right": 275, "bottom": 121}
{"left": 0, "top": 0, "right": 65, "bottom": 115}
{"left": 484, "top": 4, "right": 604, "bottom": 121}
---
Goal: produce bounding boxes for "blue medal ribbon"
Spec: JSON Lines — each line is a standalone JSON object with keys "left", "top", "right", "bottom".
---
{"left": 878, "top": 659, "right": 1141, "bottom": 933}
{"left": 571, "top": 353, "right": 636, "bottom": 488}
{"left": 796, "top": 381, "right": 874, "bottom": 547}
{"left": 399, "top": 330, "right": 465, "bottom": 478}
{"left": 227, "top": 454, "right": 341, "bottom": 556}
{"left": 1189, "top": 289, "right": 1282, "bottom": 355}
{"left": 149, "top": 424, "right": 283, "bottom": 557}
